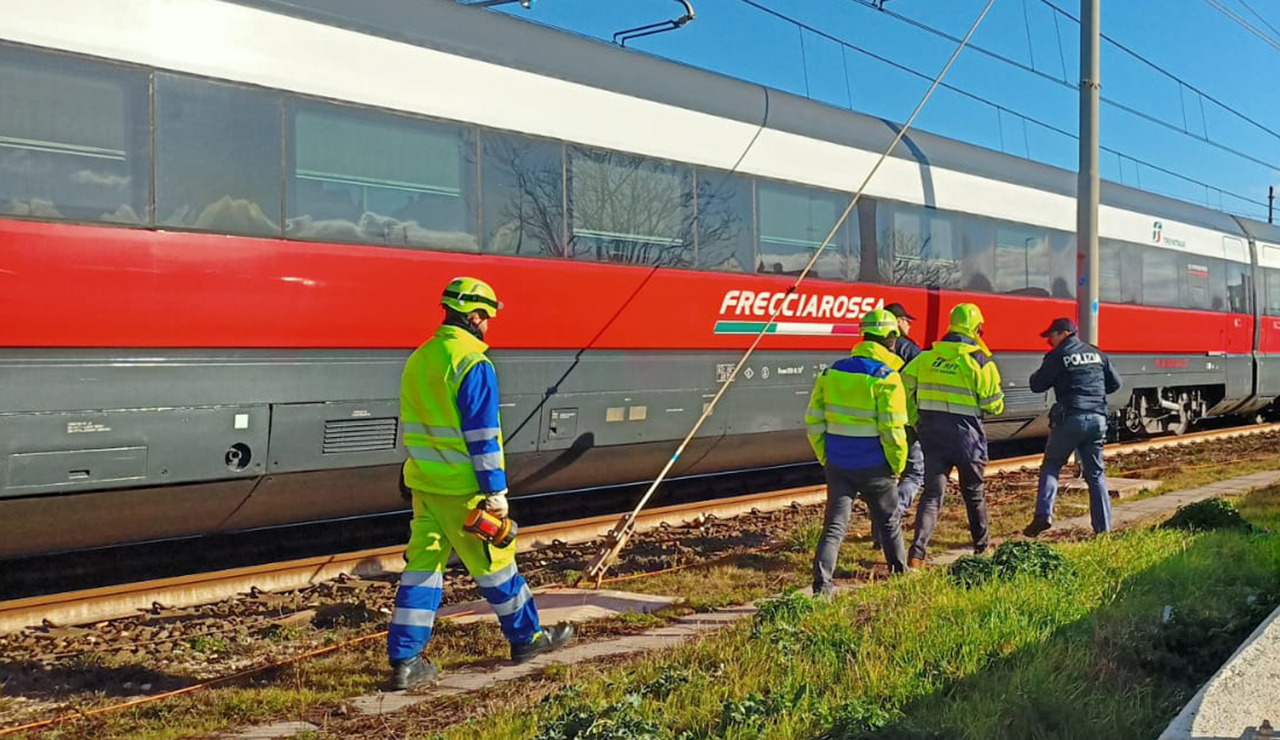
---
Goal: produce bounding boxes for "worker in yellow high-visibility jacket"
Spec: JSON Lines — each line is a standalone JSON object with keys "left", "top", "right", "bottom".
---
{"left": 901, "top": 303, "right": 1005, "bottom": 567}
{"left": 805, "top": 309, "right": 911, "bottom": 598}
{"left": 388, "top": 277, "right": 573, "bottom": 690}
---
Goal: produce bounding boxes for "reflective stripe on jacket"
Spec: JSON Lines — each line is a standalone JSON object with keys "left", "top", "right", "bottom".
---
{"left": 401, "top": 325, "right": 507, "bottom": 495}
{"left": 902, "top": 333, "right": 1004, "bottom": 446}
{"left": 805, "top": 340, "right": 909, "bottom": 474}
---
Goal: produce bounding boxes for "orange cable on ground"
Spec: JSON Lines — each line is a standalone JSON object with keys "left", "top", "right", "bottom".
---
{"left": 0, "top": 630, "right": 388, "bottom": 736}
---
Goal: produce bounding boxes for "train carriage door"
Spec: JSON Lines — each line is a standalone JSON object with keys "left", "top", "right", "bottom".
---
{"left": 1222, "top": 236, "right": 1252, "bottom": 410}
{"left": 1224, "top": 237, "right": 1250, "bottom": 355}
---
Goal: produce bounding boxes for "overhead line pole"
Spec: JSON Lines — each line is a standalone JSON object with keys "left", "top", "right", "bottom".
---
{"left": 1077, "top": 0, "right": 1101, "bottom": 344}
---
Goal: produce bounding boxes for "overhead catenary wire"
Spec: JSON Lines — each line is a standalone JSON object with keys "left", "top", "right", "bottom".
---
{"left": 1237, "top": 0, "right": 1280, "bottom": 42}
{"left": 757, "top": 0, "right": 1269, "bottom": 216}
{"left": 1199, "top": 0, "right": 1280, "bottom": 53}
{"left": 576, "top": 0, "right": 998, "bottom": 586}
{"left": 1033, "top": 0, "right": 1280, "bottom": 142}
{"left": 845, "top": 0, "right": 1280, "bottom": 172}
{"left": 748, "top": 0, "right": 1270, "bottom": 216}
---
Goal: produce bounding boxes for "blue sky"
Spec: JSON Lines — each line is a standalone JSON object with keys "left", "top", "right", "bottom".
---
{"left": 488, "top": 0, "right": 1280, "bottom": 222}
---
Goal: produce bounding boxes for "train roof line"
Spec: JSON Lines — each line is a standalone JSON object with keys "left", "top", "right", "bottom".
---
{"left": 228, "top": 0, "right": 1244, "bottom": 236}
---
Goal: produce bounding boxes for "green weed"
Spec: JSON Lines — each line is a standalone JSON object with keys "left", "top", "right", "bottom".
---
{"left": 1162, "top": 497, "right": 1256, "bottom": 533}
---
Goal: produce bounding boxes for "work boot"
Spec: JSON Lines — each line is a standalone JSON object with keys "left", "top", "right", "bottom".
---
{"left": 907, "top": 556, "right": 924, "bottom": 569}
{"left": 390, "top": 655, "right": 439, "bottom": 691}
{"left": 1023, "top": 517, "right": 1052, "bottom": 538}
{"left": 511, "top": 622, "right": 575, "bottom": 663}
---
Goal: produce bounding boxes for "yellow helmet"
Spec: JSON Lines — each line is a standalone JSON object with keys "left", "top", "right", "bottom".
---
{"left": 948, "top": 303, "right": 985, "bottom": 338}
{"left": 860, "top": 308, "right": 901, "bottom": 339}
{"left": 441, "top": 276, "right": 502, "bottom": 318}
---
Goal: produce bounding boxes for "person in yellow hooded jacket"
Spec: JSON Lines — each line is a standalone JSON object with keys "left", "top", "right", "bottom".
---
{"left": 806, "top": 309, "right": 911, "bottom": 597}
{"left": 901, "top": 303, "right": 1005, "bottom": 567}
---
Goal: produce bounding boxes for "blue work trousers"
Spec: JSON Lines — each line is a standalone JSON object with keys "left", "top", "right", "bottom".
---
{"left": 1035, "top": 412, "right": 1111, "bottom": 533}
{"left": 897, "top": 427, "right": 924, "bottom": 516}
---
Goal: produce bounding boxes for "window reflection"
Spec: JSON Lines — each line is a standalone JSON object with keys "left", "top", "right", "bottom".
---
{"left": 481, "top": 133, "right": 565, "bottom": 257}
{"left": 1142, "top": 248, "right": 1180, "bottom": 307}
{"left": 287, "top": 101, "right": 477, "bottom": 250}
{"left": 1265, "top": 269, "right": 1280, "bottom": 316}
{"left": 994, "top": 224, "right": 1051, "bottom": 296}
{"left": 157, "top": 74, "right": 281, "bottom": 237}
{"left": 880, "top": 202, "right": 959, "bottom": 288}
{"left": 757, "top": 183, "right": 849, "bottom": 279}
{"left": 696, "top": 169, "right": 753, "bottom": 272}
{"left": 1227, "top": 261, "right": 1251, "bottom": 313}
{"left": 0, "top": 45, "right": 149, "bottom": 224}
{"left": 567, "top": 147, "right": 693, "bottom": 267}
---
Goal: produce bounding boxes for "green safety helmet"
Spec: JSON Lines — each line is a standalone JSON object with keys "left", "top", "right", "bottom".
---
{"left": 860, "top": 308, "right": 901, "bottom": 339}
{"left": 948, "top": 303, "right": 985, "bottom": 338}
{"left": 441, "top": 276, "right": 502, "bottom": 319}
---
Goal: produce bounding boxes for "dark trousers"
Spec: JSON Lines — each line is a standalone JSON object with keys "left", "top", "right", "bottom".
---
{"left": 1036, "top": 412, "right": 1111, "bottom": 533}
{"left": 897, "top": 427, "right": 924, "bottom": 515}
{"left": 814, "top": 463, "right": 907, "bottom": 592}
{"left": 909, "top": 442, "right": 989, "bottom": 560}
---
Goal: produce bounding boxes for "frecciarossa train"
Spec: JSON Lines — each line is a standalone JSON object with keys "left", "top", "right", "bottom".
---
{"left": 3, "top": 0, "right": 1280, "bottom": 558}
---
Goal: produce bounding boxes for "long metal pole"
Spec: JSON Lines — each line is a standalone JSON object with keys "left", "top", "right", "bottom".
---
{"left": 1077, "top": 0, "right": 1101, "bottom": 344}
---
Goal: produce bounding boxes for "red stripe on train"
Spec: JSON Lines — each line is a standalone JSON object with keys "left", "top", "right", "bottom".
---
{"left": 0, "top": 218, "right": 1255, "bottom": 354}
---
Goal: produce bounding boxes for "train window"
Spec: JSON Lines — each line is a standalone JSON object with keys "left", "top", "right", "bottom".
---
{"left": 879, "top": 201, "right": 960, "bottom": 288}
{"left": 756, "top": 182, "right": 850, "bottom": 280}
{"left": 1182, "top": 257, "right": 1226, "bottom": 311}
{"left": 0, "top": 45, "right": 149, "bottom": 224}
{"left": 1099, "top": 239, "right": 1127, "bottom": 303}
{"left": 1048, "top": 231, "right": 1076, "bottom": 298}
{"left": 567, "top": 147, "right": 693, "bottom": 267}
{"left": 1266, "top": 269, "right": 1280, "bottom": 316}
{"left": 959, "top": 215, "right": 996, "bottom": 292}
{"left": 156, "top": 75, "right": 280, "bottom": 237}
{"left": 1141, "top": 247, "right": 1181, "bottom": 307}
{"left": 480, "top": 132, "right": 565, "bottom": 257}
{"left": 994, "top": 224, "right": 1051, "bottom": 296}
{"left": 695, "top": 169, "right": 754, "bottom": 273}
{"left": 1226, "top": 261, "right": 1252, "bottom": 314}
{"left": 287, "top": 101, "right": 478, "bottom": 251}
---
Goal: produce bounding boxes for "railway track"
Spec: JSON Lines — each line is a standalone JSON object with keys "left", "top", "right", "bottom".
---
{"left": 4, "top": 421, "right": 1279, "bottom": 636}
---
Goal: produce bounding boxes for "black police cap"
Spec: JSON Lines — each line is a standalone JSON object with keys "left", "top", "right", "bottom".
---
{"left": 884, "top": 302, "right": 916, "bottom": 321}
{"left": 1039, "top": 318, "right": 1078, "bottom": 337}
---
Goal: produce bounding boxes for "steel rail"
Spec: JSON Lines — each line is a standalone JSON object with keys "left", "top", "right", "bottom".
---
{"left": 3, "top": 421, "right": 1278, "bottom": 635}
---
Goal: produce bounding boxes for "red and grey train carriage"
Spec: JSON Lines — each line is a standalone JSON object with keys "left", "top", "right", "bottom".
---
{"left": 0, "top": 0, "right": 1276, "bottom": 558}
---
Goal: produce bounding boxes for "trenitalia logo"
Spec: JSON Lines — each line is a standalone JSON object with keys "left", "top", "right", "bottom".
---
{"left": 1152, "top": 219, "right": 1187, "bottom": 248}
{"left": 713, "top": 289, "right": 885, "bottom": 336}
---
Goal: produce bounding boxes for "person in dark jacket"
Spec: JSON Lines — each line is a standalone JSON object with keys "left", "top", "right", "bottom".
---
{"left": 883, "top": 303, "right": 924, "bottom": 523}
{"left": 1024, "top": 318, "right": 1123, "bottom": 537}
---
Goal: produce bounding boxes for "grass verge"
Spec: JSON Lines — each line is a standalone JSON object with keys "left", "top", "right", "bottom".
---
{"left": 425, "top": 486, "right": 1280, "bottom": 740}
{"left": 8, "top": 441, "right": 1280, "bottom": 740}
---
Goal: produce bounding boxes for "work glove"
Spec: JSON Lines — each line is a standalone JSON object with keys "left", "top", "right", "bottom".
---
{"left": 482, "top": 490, "right": 509, "bottom": 518}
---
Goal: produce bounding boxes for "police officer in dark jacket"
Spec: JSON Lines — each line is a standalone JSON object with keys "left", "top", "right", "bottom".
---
{"left": 884, "top": 304, "right": 924, "bottom": 517}
{"left": 1024, "top": 318, "right": 1122, "bottom": 536}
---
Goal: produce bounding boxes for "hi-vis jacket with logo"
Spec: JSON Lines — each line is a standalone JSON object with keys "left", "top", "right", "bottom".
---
{"left": 805, "top": 340, "right": 909, "bottom": 474}
{"left": 902, "top": 333, "right": 1004, "bottom": 444}
{"left": 400, "top": 325, "right": 507, "bottom": 495}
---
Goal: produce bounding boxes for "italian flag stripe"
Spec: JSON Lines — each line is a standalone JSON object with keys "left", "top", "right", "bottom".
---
{"left": 714, "top": 321, "right": 861, "bottom": 336}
